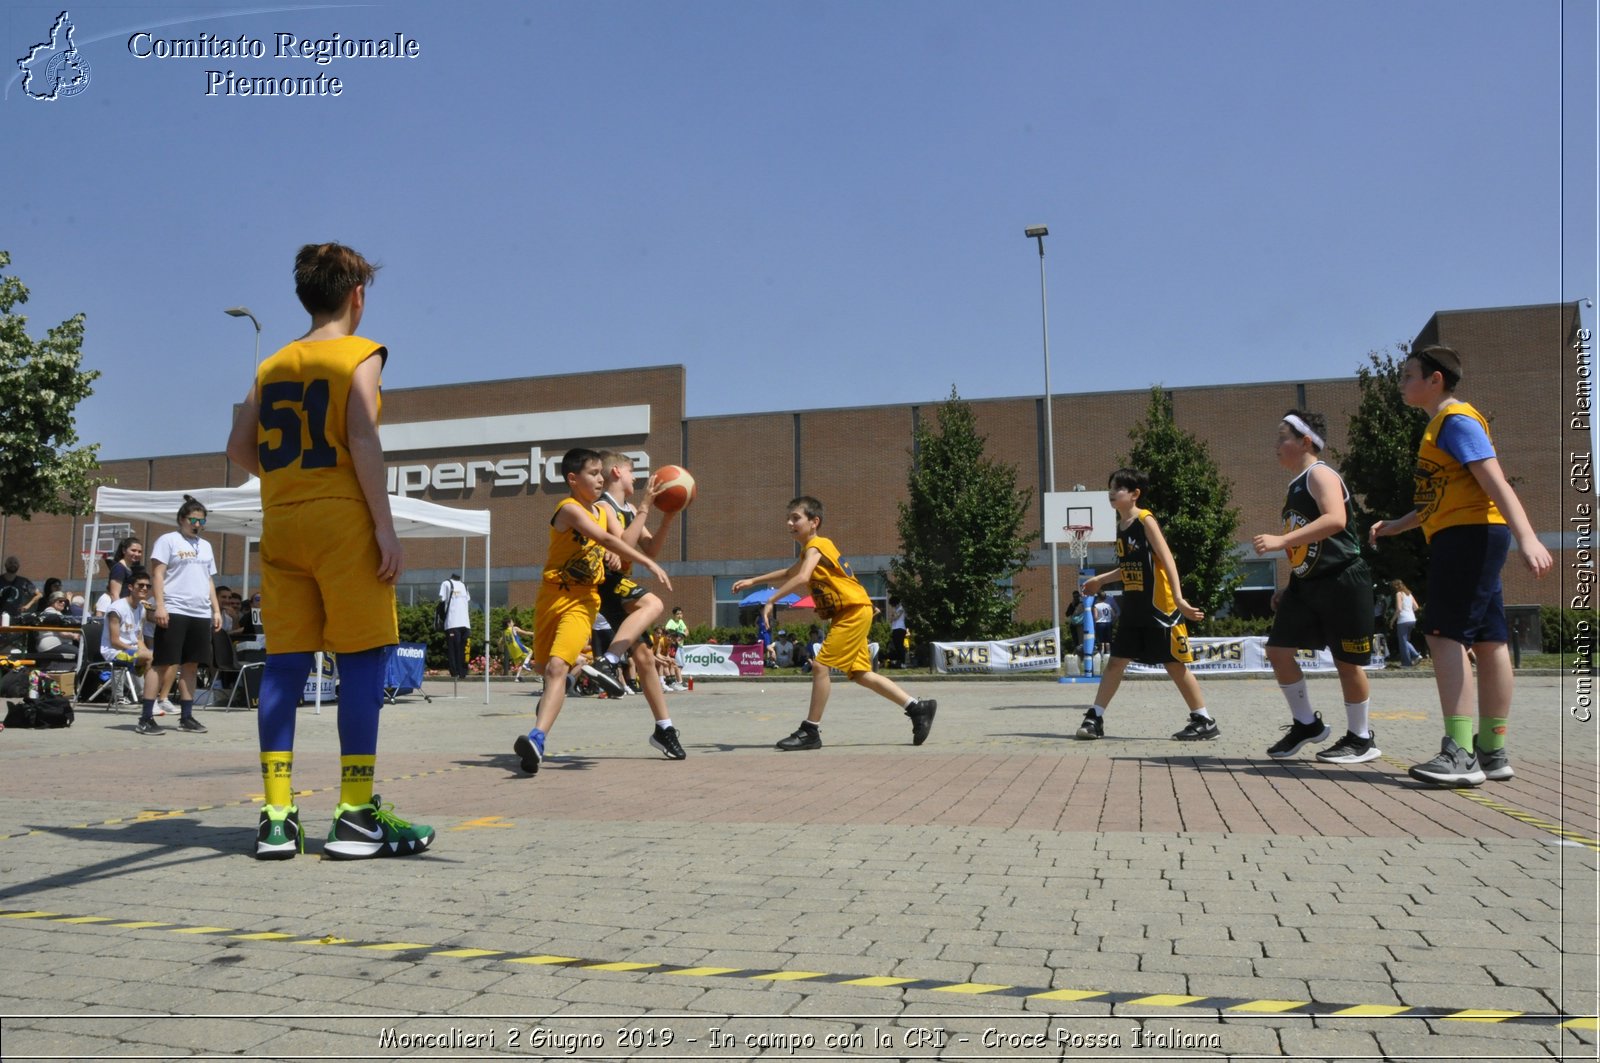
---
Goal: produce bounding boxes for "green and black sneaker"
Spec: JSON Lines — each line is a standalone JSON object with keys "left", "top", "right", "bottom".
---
{"left": 255, "top": 804, "right": 302, "bottom": 860}
{"left": 323, "top": 795, "right": 435, "bottom": 860}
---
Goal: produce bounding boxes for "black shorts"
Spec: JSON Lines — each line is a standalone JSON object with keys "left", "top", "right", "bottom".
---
{"left": 152, "top": 613, "right": 215, "bottom": 667}
{"left": 1424, "top": 524, "right": 1510, "bottom": 645}
{"left": 1109, "top": 615, "right": 1193, "bottom": 666}
{"left": 1267, "top": 559, "right": 1374, "bottom": 664}
{"left": 598, "top": 574, "right": 651, "bottom": 629}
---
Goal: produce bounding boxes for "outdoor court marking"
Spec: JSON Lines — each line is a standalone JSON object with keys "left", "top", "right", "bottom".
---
{"left": 0, "top": 906, "right": 1591, "bottom": 1033}
{"left": 0, "top": 763, "right": 474, "bottom": 843}
{"left": 1374, "top": 754, "right": 1600, "bottom": 853}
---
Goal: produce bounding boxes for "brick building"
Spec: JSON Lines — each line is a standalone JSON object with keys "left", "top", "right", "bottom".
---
{"left": 2, "top": 303, "right": 1582, "bottom": 629}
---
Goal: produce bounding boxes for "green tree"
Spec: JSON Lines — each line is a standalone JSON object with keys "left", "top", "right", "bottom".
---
{"left": 1119, "top": 386, "right": 1242, "bottom": 621}
{"left": 1332, "top": 346, "right": 1430, "bottom": 595}
{"left": 888, "top": 388, "right": 1036, "bottom": 646}
{"left": 0, "top": 252, "right": 101, "bottom": 518}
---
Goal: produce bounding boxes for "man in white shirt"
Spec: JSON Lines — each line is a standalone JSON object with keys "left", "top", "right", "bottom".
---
{"left": 102, "top": 572, "right": 155, "bottom": 729}
{"left": 439, "top": 575, "right": 471, "bottom": 678}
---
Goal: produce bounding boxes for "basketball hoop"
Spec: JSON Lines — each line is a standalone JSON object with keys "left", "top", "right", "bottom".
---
{"left": 1065, "top": 525, "right": 1091, "bottom": 566}
{"left": 82, "top": 550, "right": 98, "bottom": 579}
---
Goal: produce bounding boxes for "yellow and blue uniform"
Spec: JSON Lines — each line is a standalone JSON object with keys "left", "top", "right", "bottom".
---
{"left": 533, "top": 498, "right": 609, "bottom": 666}
{"left": 805, "top": 535, "right": 874, "bottom": 674}
{"left": 256, "top": 336, "right": 397, "bottom": 654}
{"left": 1414, "top": 402, "right": 1505, "bottom": 541}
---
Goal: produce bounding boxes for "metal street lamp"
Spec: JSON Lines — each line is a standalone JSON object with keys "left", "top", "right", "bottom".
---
{"left": 224, "top": 306, "right": 262, "bottom": 372}
{"left": 1025, "top": 225, "right": 1061, "bottom": 668}
{"left": 223, "top": 306, "right": 262, "bottom": 601}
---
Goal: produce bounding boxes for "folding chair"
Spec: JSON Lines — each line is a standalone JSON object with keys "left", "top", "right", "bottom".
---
{"left": 75, "top": 619, "right": 138, "bottom": 711}
{"left": 212, "top": 632, "right": 264, "bottom": 710}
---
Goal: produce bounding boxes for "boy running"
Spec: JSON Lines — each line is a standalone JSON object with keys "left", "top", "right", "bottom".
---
{"left": 732, "top": 496, "right": 935, "bottom": 750}
{"left": 1075, "top": 468, "right": 1214, "bottom": 741}
{"left": 225, "top": 242, "right": 432, "bottom": 860}
{"left": 1370, "top": 346, "right": 1552, "bottom": 785}
{"left": 1252, "top": 410, "right": 1379, "bottom": 764}
{"left": 512, "top": 448, "right": 672, "bottom": 776}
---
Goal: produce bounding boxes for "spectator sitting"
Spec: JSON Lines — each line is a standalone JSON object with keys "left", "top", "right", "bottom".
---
{"left": 105, "top": 536, "right": 144, "bottom": 601}
{"left": 0, "top": 556, "right": 36, "bottom": 620}
{"left": 33, "top": 590, "right": 79, "bottom": 663}
{"left": 773, "top": 629, "right": 796, "bottom": 668}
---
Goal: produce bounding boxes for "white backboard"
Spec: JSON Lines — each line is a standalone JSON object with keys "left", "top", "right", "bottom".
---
{"left": 1043, "top": 490, "right": 1118, "bottom": 545}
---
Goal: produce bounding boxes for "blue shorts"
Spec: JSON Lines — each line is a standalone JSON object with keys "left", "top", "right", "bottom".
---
{"left": 1424, "top": 524, "right": 1510, "bottom": 645}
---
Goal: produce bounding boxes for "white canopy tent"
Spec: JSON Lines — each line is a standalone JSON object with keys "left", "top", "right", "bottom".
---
{"left": 86, "top": 479, "right": 492, "bottom": 703}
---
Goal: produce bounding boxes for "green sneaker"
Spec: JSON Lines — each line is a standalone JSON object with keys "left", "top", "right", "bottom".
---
{"left": 255, "top": 804, "right": 302, "bottom": 860}
{"left": 323, "top": 795, "right": 435, "bottom": 860}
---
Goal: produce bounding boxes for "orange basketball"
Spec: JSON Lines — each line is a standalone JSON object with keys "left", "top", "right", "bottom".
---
{"left": 653, "top": 465, "right": 696, "bottom": 513}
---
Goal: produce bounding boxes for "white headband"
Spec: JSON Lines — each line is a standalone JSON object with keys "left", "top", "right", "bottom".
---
{"left": 1282, "top": 414, "right": 1325, "bottom": 452}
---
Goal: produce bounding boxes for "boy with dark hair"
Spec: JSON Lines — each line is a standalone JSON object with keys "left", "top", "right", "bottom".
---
{"left": 227, "top": 241, "right": 433, "bottom": 860}
{"left": 512, "top": 448, "right": 672, "bottom": 776}
{"left": 591, "top": 450, "right": 686, "bottom": 759}
{"left": 1252, "top": 410, "right": 1378, "bottom": 763}
{"left": 732, "top": 495, "right": 935, "bottom": 750}
{"left": 1076, "top": 468, "right": 1213, "bottom": 740}
{"left": 1371, "top": 346, "right": 1552, "bottom": 785}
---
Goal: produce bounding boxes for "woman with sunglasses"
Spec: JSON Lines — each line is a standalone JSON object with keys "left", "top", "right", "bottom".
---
{"left": 147, "top": 496, "right": 222, "bottom": 735}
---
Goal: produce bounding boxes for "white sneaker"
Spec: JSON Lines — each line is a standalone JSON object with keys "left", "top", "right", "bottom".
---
{"left": 154, "top": 699, "right": 177, "bottom": 717}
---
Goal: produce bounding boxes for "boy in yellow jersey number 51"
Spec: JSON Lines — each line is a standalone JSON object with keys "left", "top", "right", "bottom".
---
{"left": 226, "top": 243, "right": 433, "bottom": 861}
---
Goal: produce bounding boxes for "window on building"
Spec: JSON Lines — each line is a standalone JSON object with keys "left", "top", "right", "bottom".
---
{"left": 1229, "top": 558, "right": 1278, "bottom": 620}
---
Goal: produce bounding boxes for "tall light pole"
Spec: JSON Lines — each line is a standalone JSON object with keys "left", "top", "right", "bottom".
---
{"left": 224, "top": 306, "right": 262, "bottom": 372}
{"left": 1025, "top": 225, "right": 1061, "bottom": 667}
{"left": 223, "top": 306, "right": 262, "bottom": 601}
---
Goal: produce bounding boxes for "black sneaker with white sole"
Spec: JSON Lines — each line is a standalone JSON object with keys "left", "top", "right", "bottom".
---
{"left": 581, "top": 657, "right": 628, "bottom": 698}
{"left": 649, "top": 725, "right": 687, "bottom": 760}
{"left": 1266, "top": 713, "right": 1330, "bottom": 759}
{"left": 1075, "top": 710, "right": 1104, "bottom": 740}
{"left": 776, "top": 724, "right": 821, "bottom": 751}
{"left": 1172, "top": 713, "right": 1219, "bottom": 741}
{"left": 1315, "top": 729, "right": 1380, "bottom": 764}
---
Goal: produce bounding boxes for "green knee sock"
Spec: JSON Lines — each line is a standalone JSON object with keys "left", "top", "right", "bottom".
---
{"left": 1477, "top": 717, "right": 1508, "bottom": 752}
{"left": 1445, "top": 715, "right": 1475, "bottom": 749}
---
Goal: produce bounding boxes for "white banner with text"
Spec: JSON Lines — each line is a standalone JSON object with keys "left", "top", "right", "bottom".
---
{"left": 1125, "top": 635, "right": 1386, "bottom": 674}
{"left": 933, "top": 629, "right": 1061, "bottom": 673}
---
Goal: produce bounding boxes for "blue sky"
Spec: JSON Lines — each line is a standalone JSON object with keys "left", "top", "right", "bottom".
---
{"left": 5, "top": 0, "right": 1595, "bottom": 461}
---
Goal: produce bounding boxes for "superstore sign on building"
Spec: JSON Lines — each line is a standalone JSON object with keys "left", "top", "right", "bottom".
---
{"left": 379, "top": 405, "right": 652, "bottom": 497}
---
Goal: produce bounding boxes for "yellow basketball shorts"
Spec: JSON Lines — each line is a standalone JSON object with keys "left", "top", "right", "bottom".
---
{"left": 260, "top": 496, "right": 398, "bottom": 654}
{"left": 533, "top": 585, "right": 600, "bottom": 668}
{"left": 813, "top": 603, "right": 874, "bottom": 675}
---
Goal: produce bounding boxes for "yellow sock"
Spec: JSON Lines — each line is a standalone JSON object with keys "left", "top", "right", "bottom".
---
{"left": 339, "top": 755, "right": 376, "bottom": 808}
{"left": 260, "top": 752, "right": 294, "bottom": 808}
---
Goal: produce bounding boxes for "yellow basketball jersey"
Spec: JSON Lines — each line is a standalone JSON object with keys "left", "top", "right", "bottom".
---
{"left": 543, "top": 498, "right": 609, "bottom": 592}
{"left": 256, "top": 336, "right": 385, "bottom": 509}
{"left": 1414, "top": 401, "right": 1505, "bottom": 541}
{"left": 804, "top": 535, "right": 871, "bottom": 620}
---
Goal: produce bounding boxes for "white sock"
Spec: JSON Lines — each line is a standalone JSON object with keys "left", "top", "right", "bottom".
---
{"left": 604, "top": 651, "right": 622, "bottom": 666}
{"left": 1192, "top": 707, "right": 1212, "bottom": 720}
{"left": 1279, "top": 680, "right": 1317, "bottom": 725}
{"left": 656, "top": 718, "right": 673, "bottom": 730}
{"left": 1345, "top": 700, "right": 1370, "bottom": 739}
{"left": 1090, "top": 704, "right": 1106, "bottom": 717}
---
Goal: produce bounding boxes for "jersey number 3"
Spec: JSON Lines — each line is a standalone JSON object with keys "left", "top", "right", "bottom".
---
{"left": 259, "top": 379, "right": 338, "bottom": 472}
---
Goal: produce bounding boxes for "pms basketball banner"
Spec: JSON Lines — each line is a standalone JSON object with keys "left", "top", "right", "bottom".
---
{"left": 1125, "top": 636, "right": 1386, "bottom": 674}
{"left": 679, "top": 643, "right": 765, "bottom": 677}
{"left": 933, "top": 629, "right": 1060, "bottom": 673}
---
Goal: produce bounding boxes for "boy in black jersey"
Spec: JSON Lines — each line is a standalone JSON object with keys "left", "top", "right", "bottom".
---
{"left": 1076, "top": 468, "right": 1214, "bottom": 741}
{"left": 1251, "top": 410, "right": 1378, "bottom": 764}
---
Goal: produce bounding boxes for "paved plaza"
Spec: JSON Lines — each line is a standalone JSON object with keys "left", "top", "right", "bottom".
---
{"left": 0, "top": 671, "right": 1595, "bottom": 1060}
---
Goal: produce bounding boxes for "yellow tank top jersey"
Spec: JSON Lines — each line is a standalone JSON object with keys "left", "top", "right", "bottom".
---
{"left": 256, "top": 336, "right": 385, "bottom": 509}
{"left": 805, "top": 536, "right": 871, "bottom": 620}
{"left": 1115, "top": 509, "right": 1180, "bottom": 621}
{"left": 1414, "top": 401, "right": 1505, "bottom": 541}
{"left": 543, "top": 498, "right": 609, "bottom": 593}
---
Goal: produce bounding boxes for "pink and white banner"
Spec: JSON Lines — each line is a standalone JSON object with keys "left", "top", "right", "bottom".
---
{"left": 679, "top": 643, "right": 765, "bottom": 676}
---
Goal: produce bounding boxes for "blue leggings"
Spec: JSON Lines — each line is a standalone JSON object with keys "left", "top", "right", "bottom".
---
{"left": 257, "top": 647, "right": 386, "bottom": 757}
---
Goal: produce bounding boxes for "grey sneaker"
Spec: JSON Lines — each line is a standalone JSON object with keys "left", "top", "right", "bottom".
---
{"left": 1408, "top": 736, "right": 1486, "bottom": 787}
{"left": 1474, "top": 738, "right": 1514, "bottom": 781}
{"left": 1266, "top": 714, "right": 1330, "bottom": 759}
